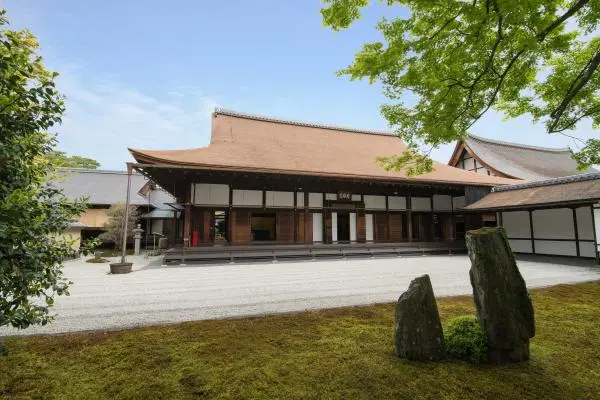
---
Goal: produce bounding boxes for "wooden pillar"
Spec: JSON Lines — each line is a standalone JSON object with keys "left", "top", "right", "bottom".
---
{"left": 591, "top": 205, "right": 599, "bottom": 264}
{"left": 304, "top": 192, "right": 310, "bottom": 244}
{"left": 407, "top": 196, "right": 413, "bottom": 242}
{"left": 293, "top": 190, "right": 298, "bottom": 243}
{"left": 228, "top": 187, "right": 233, "bottom": 245}
{"left": 386, "top": 196, "right": 391, "bottom": 242}
{"left": 183, "top": 203, "right": 191, "bottom": 248}
{"left": 573, "top": 208, "right": 580, "bottom": 257}
{"left": 528, "top": 210, "right": 535, "bottom": 254}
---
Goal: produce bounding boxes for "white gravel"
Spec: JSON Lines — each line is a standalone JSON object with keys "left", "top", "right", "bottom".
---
{"left": 1, "top": 254, "right": 598, "bottom": 336}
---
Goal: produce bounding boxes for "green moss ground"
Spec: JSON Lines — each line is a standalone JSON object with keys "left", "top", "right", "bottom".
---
{"left": 1, "top": 281, "right": 599, "bottom": 399}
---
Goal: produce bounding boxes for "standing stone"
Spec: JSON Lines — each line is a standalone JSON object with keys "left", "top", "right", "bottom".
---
{"left": 466, "top": 227, "right": 535, "bottom": 363}
{"left": 395, "top": 274, "right": 445, "bottom": 360}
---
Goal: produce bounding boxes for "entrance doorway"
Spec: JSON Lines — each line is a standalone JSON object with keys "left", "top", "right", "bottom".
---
{"left": 337, "top": 212, "right": 350, "bottom": 242}
{"left": 212, "top": 210, "right": 228, "bottom": 245}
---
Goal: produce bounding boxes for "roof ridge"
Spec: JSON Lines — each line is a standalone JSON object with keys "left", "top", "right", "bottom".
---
{"left": 214, "top": 107, "right": 397, "bottom": 137}
{"left": 492, "top": 172, "right": 600, "bottom": 192}
{"left": 57, "top": 167, "right": 143, "bottom": 175}
{"left": 468, "top": 134, "right": 571, "bottom": 153}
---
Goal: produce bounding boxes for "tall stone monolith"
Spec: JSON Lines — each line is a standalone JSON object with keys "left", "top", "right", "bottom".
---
{"left": 395, "top": 274, "right": 445, "bottom": 361}
{"left": 466, "top": 227, "right": 535, "bottom": 363}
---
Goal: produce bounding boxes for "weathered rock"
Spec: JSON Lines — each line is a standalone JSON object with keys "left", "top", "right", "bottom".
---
{"left": 395, "top": 274, "right": 445, "bottom": 361}
{"left": 466, "top": 227, "right": 535, "bottom": 363}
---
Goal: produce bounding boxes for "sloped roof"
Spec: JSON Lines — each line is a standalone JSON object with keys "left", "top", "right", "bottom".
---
{"left": 130, "top": 109, "right": 516, "bottom": 187}
{"left": 449, "top": 134, "right": 594, "bottom": 180}
{"left": 465, "top": 173, "right": 600, "bottom": 210}
{"left": 54, "top": 168, "right": 151, "bottom": 206}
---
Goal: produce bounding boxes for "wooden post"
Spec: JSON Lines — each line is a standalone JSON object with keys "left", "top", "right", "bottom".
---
{"left": 304, "top": 192, "right": 310, "bottom": 244}
{"left": 120, "top": 163, "right": 133, "bottom": 263}
{"left": 407, "top": 196, "right": 413, "bottom": 242}
{"left": 386, "top": 196, "right": 392, "bottom": 242}
{"left": 528, "top": 210, "right": 535, "bottom": 254}
{"left": 573, "top": 208, "right": 580, "bottom": 257}
{"left": 228, "top": 187, "right": 233, "bottom": 245}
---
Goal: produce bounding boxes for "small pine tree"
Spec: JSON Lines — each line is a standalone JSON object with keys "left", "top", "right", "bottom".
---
{"left": 99, "top": 204, "right": 140, "bottom": 251}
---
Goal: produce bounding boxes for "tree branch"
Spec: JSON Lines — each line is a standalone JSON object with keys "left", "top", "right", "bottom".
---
{"left": 549, "top": 46, "right": 600, "bottom": 131}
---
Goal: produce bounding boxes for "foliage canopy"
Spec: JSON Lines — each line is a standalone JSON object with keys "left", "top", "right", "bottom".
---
{"left": 48, "top": 150, "right": 100, "bottom": 169}
{"left": 0, "top": 10, "right": 88, "bottom": 330}
{"left": 322, "top": 0, "right": 600, "bottom": 174}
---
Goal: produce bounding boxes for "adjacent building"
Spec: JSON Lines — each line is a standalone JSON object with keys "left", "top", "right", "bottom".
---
{"left": 55, "top": 168, "right": 175, "bottom": 248}
{"left": 448, "top": 134, "right": 595, "bottom": 180}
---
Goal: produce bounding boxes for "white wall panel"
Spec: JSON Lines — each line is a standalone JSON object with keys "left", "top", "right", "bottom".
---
{"left": 309, "top": 193, "right": 323, "bottom": 208}
{"left": 331, "top": 212, "right": 338, "bottom": 242}
{"left": 312, "top": 213, "right": 323, "bottom": 242}
{"left": 325, "top": 193, "right": 337, "bottom": 200}
{"left": 433, "top": 195, "right": 452, "bottom": 211}
{"left": 532, "top": 208, "right": 574, "bottom": 240}
{"left": 265, "top": 191, "right": 294, "bottom": 207}
{"left": 412, "top": 197, "right": 431, "bottom": 211}
{"left": 350, "top": 212, "right": 357, "bottom": 242}
{"left": 351, "top": 194, "right": 362, "bottom": 201}
{"left": 232, "top": 189, "right": 262, "bottom": 207}
{"left": 453, "top": 196, "right": 466, "bottom": 210}
{"left": 296, "top": 192, "right": 304, "bottom": 208}
{"left": 194, "top": 184, "right": 229, "bottom": 206}
{"left": 388, "top": 196, "right": 407, "bottom": 210}
{"left": 535, "top": 240, "right": 577, "bottom": 256}
{"left": 580, "top": 242, "right": 596, "bottom": 258}
{"left": 366, "top": 214, "right": 374, "bottom": 241}
{"left": 364, "top": 195, "right": 386, "bottom": 210}
{"left": 151, "top": 219, "right": 164, "bottom": 235}
{"left": 509, "top": 239, "right": 533, "bottom": 253}
{"left": 503, "top": 211, "right": 531, "bottom": 238}
{"left": 576, "top": 206, "right": 594, "bottom": 240}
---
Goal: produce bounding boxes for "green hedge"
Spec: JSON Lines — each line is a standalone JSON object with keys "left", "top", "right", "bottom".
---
{"left": 444, "top": 315, "right": 488, "bottom": 363}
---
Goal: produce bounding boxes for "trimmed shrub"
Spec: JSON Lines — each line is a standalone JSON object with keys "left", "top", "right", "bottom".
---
{"left": 444, "top": 315, "right": 488, "bottom": 363}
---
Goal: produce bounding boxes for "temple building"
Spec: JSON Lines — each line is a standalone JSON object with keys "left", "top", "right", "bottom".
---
{"left": 448, "top": 134, "right": 595, "bottom": 180}
{"left": 129, "top": 109, "right": 517, "bottom": 255}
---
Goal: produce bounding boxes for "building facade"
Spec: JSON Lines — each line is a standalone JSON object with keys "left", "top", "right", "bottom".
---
{"left": 129, "top": 110, "right": 516, "bottom": 249}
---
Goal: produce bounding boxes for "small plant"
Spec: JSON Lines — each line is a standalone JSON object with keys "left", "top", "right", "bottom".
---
{"left": 444, "top": 315, "right": 488, "bottom": 364}
{"left": 86, "top": 251, "right": 109, "bottom": 264}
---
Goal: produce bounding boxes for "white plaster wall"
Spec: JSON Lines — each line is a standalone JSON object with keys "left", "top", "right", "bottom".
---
{"left": 351, "top": 194, "right": 362, "bottom": 201}
{"left": 576, "top": 206, "right": 594, "bottom": 240}
{"left": 296, "top": 192, "right": 304, "bottom": 208}
{"left": 535, "top": 240, "right": 577, "bottom": 256}
{"left": 433, "top": 195, "right": 452, "bottom": 211}
{"left": 232, "top": 189, "right": 262, "bottom": 207}
{"left": 388, "top": 196, "right": 407, "bottom": 210}
{"left": 453, "top": 196, "right": 465, "bottom": 210}
{"left": 532, "top": 208, "right": 574, "bottom": 240}
{"left": 194, "top": 184, "right": 229, "bottom": 206}
{"left": 509, "top": 239, "right": 533, "bottom": 253}
{"left": 332, "top": 212, "right": 338, "bottom": 242}
{"left": 502, "top": 211, "right": 531, "bottom": 238}
{"left": 412, "top": 197, "right": 431, "bottom": 211}
{"left": 265, "top": 191, "right": 294, "bottom": 208}
{"left": 309, "top": 193, "right": 323, "bottom": 208}
{"left": 151, "top": 219, "right": 164, "bottom": 235}
{"left": 364, "top": 195, "right": 386, "bottom": 210}
{"left": 312, "top": 213, "right": 323, "bottom": 242}
{"left": 325, "top": 193, "right": 337, "bottom": 200}
{"left": 350, "top": 212, "right": 357, "bottom": 242}
{"left": 366, "top": 214, "right": 374, "bottom": 241}
{"left": 580, "top": 242, "right": 596, "bottom": 258}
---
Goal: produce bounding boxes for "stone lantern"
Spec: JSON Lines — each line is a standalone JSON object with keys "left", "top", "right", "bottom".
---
{"left": 132, "top": 224, "right": 144, "bottom": 255}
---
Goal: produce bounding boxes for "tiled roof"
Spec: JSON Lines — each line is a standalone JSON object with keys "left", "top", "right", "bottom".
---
{"left": 130, "top": 109, "right": 517, "bottom": 187}
{"left": 465, "top": 172, "right": 600, "bottom": 210}
{"left": 453, "top": 134, "right": 595, "bottom": 180}
{"left": 54, "top": 168, "right": 153, "bottom": 206}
